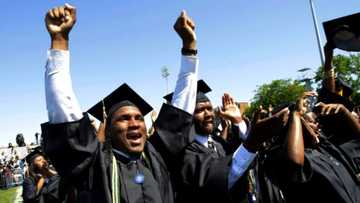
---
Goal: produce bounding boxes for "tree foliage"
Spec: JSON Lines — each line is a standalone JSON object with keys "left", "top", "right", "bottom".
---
{"left": 314, "top": 53, "right": 360, "bottom": 104}
{"left": 245, "top": 53, "right": 360, "bottom": 118}
{"left": 245, "top": 79, "right": 306, "bottom": 117}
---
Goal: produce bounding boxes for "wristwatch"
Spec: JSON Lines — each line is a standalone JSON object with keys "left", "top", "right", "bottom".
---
{"left": 181, "top": 48, "right": 197, "bottom": 56}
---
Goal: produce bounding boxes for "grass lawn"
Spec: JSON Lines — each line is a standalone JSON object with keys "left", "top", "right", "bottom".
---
{"left": 0, "top": 187, "right": 18, "bottom": 203}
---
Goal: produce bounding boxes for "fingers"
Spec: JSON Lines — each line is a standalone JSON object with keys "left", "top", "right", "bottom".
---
{"left": 315, "top": 102, "right": 324, "bottom": 111}
{"left": 174, "top": 10, "right": 186, "bottom": 30}
{"left": 224, "top": 93, "right": 230, "bottom": 106}
{"left": 316, "top": 103, "right": 342, "bottom": 115}
{"left": 302, "top": 91, "right": 317, "bottom": 98}
{"left": 222, "top": 93, "right": 234, "bottom": 107}
{"left": 48, "top": 9, "right": 55, "bottom": 19}
{"left": 222, "top": 94, "right": 228, "bottom": 109}
{"left": 319, "top": 103, "right": 329, "bottom": 115}
{"left": 335, "top": 105, "right": 342, "bottom": 114}
{"left": 64, "top": 9, "right": 71, "bottom": 20}
{"left": 186, "top": 16, "right": 195, "bottom": 30}
{"left": 65, "top": 3, "right": 75, "bottom": 9}
{"left": 174, "top": 10, "right": 195, "bottom": 38}
{"left": 53, "top": 7, "right": 60, "bottom": 18}
{"left": 325, "top": 105, "right": 333, "bottom": 115}
{"left": 47, "top": 6, "right": 68, "bottom": 20}
{"left": 65, "top": 3, "right": 77, "bottom": 18}
{"left": 180, "top": 10, "right": 186, "bottom": 17}
{"left": 59, "top": 7, "right": 65, "bottom": 19}
{"left": 221, "top": 95, "right": 225, "bottom": 109}
{"left": 45, "top": 4, "right": 77, "bottom": 38}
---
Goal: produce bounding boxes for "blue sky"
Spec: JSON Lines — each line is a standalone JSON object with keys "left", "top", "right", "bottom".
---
{"left": 1, "top": 0, "right": 360, "bottom": 146}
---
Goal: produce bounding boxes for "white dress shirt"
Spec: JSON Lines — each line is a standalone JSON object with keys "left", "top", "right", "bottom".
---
{"left": 234, "top": 121, "right": 250, "bottom": 141}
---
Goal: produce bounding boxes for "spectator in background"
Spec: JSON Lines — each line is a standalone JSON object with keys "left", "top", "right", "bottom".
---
{"left": 16, "top": 133, "right": 27, "bottom": 147}
{"left": 22, "top": 149, "right": 61, "bottom": 203}
{"left": 35, "top": 133, "right": 40, "bottom": 145}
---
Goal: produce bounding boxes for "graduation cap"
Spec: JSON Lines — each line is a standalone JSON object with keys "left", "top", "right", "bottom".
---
{"left": 335, "top": 78, "right": 353, "bottom": 97}
{"left": 25, "top": 147, "right": 44, "bottom": 164}
{"left": 318, "top": 86, "right": 354, "bottom": 111}
{"left": 323, "top": 12, "right": 360, "bottom": 51}
{"left": 163, "top": 79, "right": 212, "bottom": 103}
{"left": 88, "top": 83, "right": 153, "bottom": 121}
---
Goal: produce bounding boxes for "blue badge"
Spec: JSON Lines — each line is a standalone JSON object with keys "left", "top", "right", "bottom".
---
{"left": 134, "top": 172, "right": 144, "bottom": 184}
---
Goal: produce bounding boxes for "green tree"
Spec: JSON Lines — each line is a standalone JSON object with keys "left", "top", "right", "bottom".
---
{"left": 245, "top": 79, "right": 306, "bottom": 117}
{"left": 314, "top": 53, "right": 360, "bottom": 104}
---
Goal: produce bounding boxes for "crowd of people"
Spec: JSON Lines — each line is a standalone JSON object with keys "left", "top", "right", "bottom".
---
{"left": 0, "top": 144, "right": 29, "bottom": 189}
{"left": 14, "top": 3, "right": 360, "bottom": 203}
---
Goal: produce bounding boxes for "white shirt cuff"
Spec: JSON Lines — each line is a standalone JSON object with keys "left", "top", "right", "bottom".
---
{"left": 233, "top": 120, "right": 248, "bottom": 141}
{"left": 228, "top": 144, "right": 257, "bottom": 189}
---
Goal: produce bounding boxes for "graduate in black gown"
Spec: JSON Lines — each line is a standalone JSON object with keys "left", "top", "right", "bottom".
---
{"left": 22, "top": 148, "right": 61, "bottom": 203}
{"left": 164, "top": 85, "right": 290, "bottom": 202}
{"left": 41, "top": 4, "right": 199, "bottom": 203}
{"left": 264, "top": 92, "right": 360, "bottom": 203}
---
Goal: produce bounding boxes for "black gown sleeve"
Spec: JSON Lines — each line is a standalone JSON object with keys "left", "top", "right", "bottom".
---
{"left": 22, "top": 177, "right": 38, "bottom": 203}
{"left": 149, "top": 103, "right": 194, "bottom": 169}
{"left": 338, "top": 139, "right": 360, "bottom": 183}
{"left": 216, "top": 124, "right": 243, "bottom": 155}
{"left": 41, "top": 114, "right": 99, "bottom": 179}
{"left": 264, "top": 145, "right": 313, "bottom": 188}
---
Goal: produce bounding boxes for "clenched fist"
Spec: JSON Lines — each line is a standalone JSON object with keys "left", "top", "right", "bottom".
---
{"left": 45, "top": 3, "right": 76, "bottom": 40}
{"left": 174, "top": 10, "right": 197, "bottom": 50}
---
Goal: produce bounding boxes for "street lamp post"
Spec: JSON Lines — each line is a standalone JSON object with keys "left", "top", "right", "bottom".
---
{"left": 161, "top": 66, "right": 170, "bottom": 94}
{"left": 309, "top": 0, "right": 325, "bottom": 66}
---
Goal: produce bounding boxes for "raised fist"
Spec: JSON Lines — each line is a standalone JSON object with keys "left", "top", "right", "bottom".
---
{"left": 173, "top": 10, "right": 196, "bottom": 50}
{"left": 45, "top": 3, "right": 76, "bottom": 39}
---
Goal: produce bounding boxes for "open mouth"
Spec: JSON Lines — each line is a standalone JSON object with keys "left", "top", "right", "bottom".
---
{"left": 204, "top": 119, "right": 213, "bottom": 125}
{"left": 127, "top": 132, "right": 143, "bottom": 145}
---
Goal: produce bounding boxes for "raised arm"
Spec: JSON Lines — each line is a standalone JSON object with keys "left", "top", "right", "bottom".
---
{"left": 171, "top": 11, "right": 199, "bottom": 114}
{"left": 42, "top": 5, "right": 102, "bottom": 180}
{"left": 217, "top": 93, "right": 255, "bottom": 188}
{"left": 285, "top": 94, "right": 307, "bottom": 167}
{"left": 45, "top": 4, "right": 82, "bottom": 124}
{"left": 323, "top": 42, "right": 336, "bottom": 93}
{"left": 149, "top": 11, "right": 199, "bottom": 170}
{"left": 218, "top": 93, "right": 248, "bottom": 138}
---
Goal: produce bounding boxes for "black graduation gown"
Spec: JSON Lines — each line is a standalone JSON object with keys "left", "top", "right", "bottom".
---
{"left": 264, "top": 137, "right": 360, "bottom": 203}
{"left": 176, "top": 135, "right": 250, "bottom": 203}
{"left": 113, "top": 143, "right": 173, "bottom": 203}
{"left": 213, "top": 123, "right": 243, "bottom": 155}
{"left": 41, "top": 103, "right": 193, "bottom": 203}
{"left": 22, "top": 175, "right": 62, "bottom": 203}
{"left": 316, "top": 117, "right": 360, "bottom": 184}
{"left": 253, "top": 153, "right": 286, "bottom": 203}
{"left": 212, "top": 124, "right": 285, "bottom": 203}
